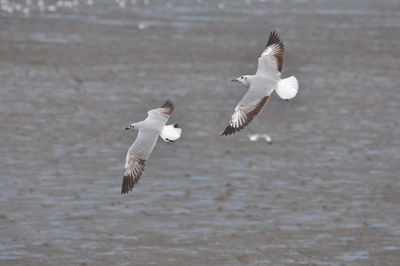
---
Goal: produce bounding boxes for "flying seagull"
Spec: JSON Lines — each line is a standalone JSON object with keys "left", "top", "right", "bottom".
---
{"left": 221, "top": 30, "right": 299, "bottom": 136}
{"left": 122, "top": 100, "right": 182, "bottom": 194}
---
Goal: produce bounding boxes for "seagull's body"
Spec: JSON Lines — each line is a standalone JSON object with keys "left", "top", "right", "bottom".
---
{"left": 222, "top": 31, "right": 299, "bottom": 136}
{"left": 122, "top": 100, "right": 182, "bottom": 194}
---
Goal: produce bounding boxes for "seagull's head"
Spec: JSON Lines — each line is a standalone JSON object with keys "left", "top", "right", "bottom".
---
{"left": 125, "top": 123, "right": 135, "bottom": 130}
{"left": 232, "top": 75, "right": 250, "bottom": 87}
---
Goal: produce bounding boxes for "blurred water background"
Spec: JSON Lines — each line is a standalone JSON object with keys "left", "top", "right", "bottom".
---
{"left": 1, "top": 0, "right": 399, "bottom": 265}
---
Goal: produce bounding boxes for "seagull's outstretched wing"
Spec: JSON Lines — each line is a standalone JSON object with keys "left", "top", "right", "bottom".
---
{"left": 146, "top": 100, "right": 174, "bottom": 124}
{"left": 159, "top": 100, "right": 174, "bottom": 115}
{"left": 121, "top": 130, "right": 159, "bottom": 194}
{"left": 222, "top": 86, "right": 270, "bottom": 136}
{"left": 256, "top": 30, "right": 285, "bottom": 75}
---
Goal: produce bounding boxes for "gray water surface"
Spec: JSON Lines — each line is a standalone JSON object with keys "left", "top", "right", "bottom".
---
{"left": 1, "top": 0, "right": 399, "bottom": 265}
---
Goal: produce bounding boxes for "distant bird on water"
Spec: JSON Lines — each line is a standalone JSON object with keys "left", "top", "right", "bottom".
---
{"left": 221, "top": 30, "right": 299, "bottom": 136}
{"left": 247, "top": 134, "right": 272, "bottom": 143}
{"left": 122, "top": 100, "right": 182, "bottom": 194}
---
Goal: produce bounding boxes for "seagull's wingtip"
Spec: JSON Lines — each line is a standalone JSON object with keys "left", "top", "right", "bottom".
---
{"left": 160, "top": 100, "right": 174, "bottom": 115}
{"left": 266, "top": 30, "right": 283, "bottom": 48}
{"left": 161, "top": 99, "right": 174, "bottom": 108}
{"left": 121, "top": 174, "right": 134, "bottom": 194}
{"left": 221, "top": 125, "right": 238, "bottom": 136}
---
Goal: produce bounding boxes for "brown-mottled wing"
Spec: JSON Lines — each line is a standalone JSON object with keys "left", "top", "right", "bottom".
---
{"left": 257, "top": 30, "right": 285, "bottom": 74}
{"left": 222, "top": 96, "right": 270, "bottom": 136}
{"left": 121, "top": 130, "right": 159, "bottom": 194}
{"left": 121, "top": 156, "right": 146, "bottom": 194}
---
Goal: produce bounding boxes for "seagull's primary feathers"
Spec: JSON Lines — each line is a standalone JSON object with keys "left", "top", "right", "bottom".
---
{"left": 222, "top": 30, "right": 299, "bottom": 136}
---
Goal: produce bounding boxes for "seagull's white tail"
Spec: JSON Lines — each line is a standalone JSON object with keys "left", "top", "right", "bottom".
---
{"left": 276, "top": 76, "right": 298, "bottom": 100}
{"left": 160, "top": 124, "right": 182, "bottom": 143}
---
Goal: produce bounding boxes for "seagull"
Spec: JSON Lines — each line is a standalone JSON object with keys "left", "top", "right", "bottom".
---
{"left": 221, "top": 30, "right": 299, "bottom": 136}
{"left": 247, "top": 134, "right": 272, "bottom": 143}
{"left": 121, "top": 100, "right": 182, "bottom": 194}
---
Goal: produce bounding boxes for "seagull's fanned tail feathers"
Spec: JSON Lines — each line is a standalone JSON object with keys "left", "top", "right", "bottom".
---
{"left": 160, "top": 124, "right": 182, "bottom": 143}
{"left": 276, "top": 76, "right": 298, "bottom": 100}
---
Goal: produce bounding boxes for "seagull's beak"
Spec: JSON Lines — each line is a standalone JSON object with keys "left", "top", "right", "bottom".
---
{"left": 231, "top": 78, "right": 239, "bottom": 82}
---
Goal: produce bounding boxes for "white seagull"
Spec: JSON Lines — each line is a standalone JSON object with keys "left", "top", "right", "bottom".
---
{"left": 222, "top": 30, "right": 299, "bottom": 136}
{"left": 122, "top": 100, "right": 182, "bottom": 194}
{"left": 247, "top": 134, "right": 272, "bottom": 143}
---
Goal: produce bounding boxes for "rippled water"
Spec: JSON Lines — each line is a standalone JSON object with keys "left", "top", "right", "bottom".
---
{"left": 1, "top": 0, "right": 400, "bottom": 265}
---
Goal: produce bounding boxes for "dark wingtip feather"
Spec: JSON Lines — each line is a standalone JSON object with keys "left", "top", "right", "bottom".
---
{"left": 221, "top": 125, "right": 240, "bottom": 136}
{"left": 161, "top": 100, "right": 174, "bottom": 109}
{"left": 121, "top": 158, "right": 146, "bottom": 194}
{"left": 160, "top": 100, "right": 174, "bottom": 115}
{"left": 267, "top": 30, "right": 283, "bottom": 48}
{"left": 121, "top": 174, "right": 134, "bottom": 194}
{"left": 266, "top": 30, "right": 284, "bottom": 72}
